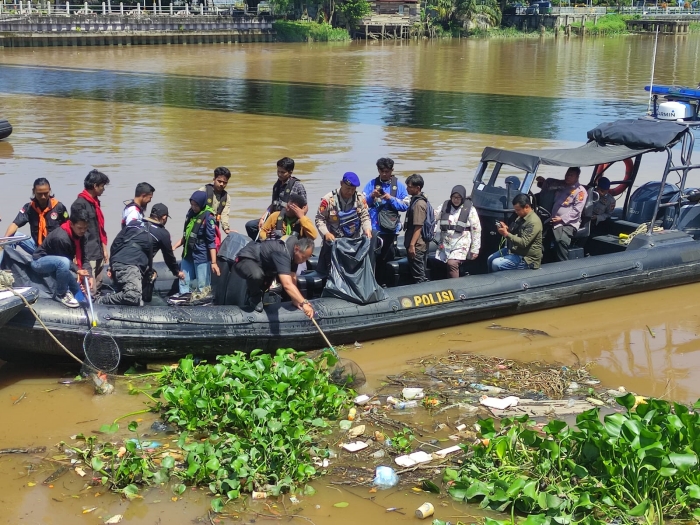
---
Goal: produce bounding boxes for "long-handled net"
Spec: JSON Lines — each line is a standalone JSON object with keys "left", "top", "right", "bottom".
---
{"left": 311, "top": 317, "right": 365, "bottom": 389}
{"left": 82, "top": 277, "right": 120, "bottom": 374}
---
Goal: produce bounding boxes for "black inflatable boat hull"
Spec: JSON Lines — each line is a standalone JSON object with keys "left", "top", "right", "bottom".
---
{"left": 1, "top": 232, "right": 699, "bottom": 362}
{"left": 0, "top": 119, "right": 12, "bottom": 140}
{"left": 0, "top": 287, "right": 38, "bottom": 330}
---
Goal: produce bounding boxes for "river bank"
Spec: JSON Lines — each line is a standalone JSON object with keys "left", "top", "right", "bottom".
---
{"left": 0, "top": 334, "right": 695, "bottom": 525}
{"left": 2, "top": 15, "right": 697, "bottom": 48}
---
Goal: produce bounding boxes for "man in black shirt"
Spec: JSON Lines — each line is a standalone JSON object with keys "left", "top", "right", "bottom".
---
{"left": 234, "top": 236, "right": 315, "bottom": 317}
{"left": 1, "top": 178, "right": 68, "bottom": 263}
{"left": 31, "top": 209, "right": 92, "bottom": 308}
{"left": 71, "top": 169, "right": 110, "bottom": 296}
{"left": 98, "top": 204, "right": 183, "bottom": 306}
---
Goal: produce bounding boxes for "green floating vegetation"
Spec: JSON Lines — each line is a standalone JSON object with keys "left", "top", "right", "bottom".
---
{"left": 445, "top": 394, "right": 700, "bottom": 524}
{"left": 272, "top": 20, "right": 351, "bottom": 42}
{"left": 63, "top": 349, "right": 352, "bottom": 512}
{"left": 690, "top": 21, "right": 700, "bottom": 33}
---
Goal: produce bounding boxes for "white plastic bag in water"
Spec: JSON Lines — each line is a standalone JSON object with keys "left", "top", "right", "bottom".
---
{"left": 373, "top": 466, "right": 399, "bottom": 489}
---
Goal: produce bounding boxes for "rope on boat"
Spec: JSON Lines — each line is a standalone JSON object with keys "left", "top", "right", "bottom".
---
{"left": 620, "top": 222, "right": 663, "bottom": 245}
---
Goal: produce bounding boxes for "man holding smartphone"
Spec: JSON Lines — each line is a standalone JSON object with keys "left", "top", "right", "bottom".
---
{"left": 362, "top": 157, "right": 408, "bottom": 286}
{"left": 488, "top": 194, "right": 543, "bottom": 272}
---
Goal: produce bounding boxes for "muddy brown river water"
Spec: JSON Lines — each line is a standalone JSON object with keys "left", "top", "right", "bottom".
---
{"left": 2, "top": 35, "right": 700, "bottom": 524}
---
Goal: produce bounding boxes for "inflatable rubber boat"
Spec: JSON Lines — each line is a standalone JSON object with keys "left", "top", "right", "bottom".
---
{"left": 2, "top": 116, "right": 700, "bottom": 362}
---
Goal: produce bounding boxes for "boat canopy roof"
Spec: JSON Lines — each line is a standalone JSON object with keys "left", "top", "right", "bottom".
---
{"left": 480, "top": 119, "right": 690, "bottom": 173}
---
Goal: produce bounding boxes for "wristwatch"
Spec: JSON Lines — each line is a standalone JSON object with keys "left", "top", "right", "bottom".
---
{"left": 300, "top": 300, "right": 310, "bottom": 306}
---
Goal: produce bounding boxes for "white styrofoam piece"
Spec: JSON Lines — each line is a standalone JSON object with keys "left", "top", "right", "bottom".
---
{"left": 341, "top": 441, "right": 368, "bottom": 452}
{"left": 479, "top": 396, "right": 520, "bottom": 410}
{"left": 434, "top": 445, "right": 461, "bottom": 458}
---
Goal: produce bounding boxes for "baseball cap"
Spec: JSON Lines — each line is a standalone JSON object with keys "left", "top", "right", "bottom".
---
{"left": 150, "top": 203, "right": 171, "bottom": 218}
{"left": 597, "top": 177, "right": 611, "bottom": 190}
{"left": 341, "top": 172, "right": 361, "bottom": 187}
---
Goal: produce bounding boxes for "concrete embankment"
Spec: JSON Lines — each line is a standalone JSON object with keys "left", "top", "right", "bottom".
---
{"left": 0, "top": 14, "right": 275, "bottom": 47}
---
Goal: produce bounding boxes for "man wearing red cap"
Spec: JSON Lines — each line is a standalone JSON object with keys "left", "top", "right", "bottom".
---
{"left": 314, "top": 172, "right": 372, "bottom": 276}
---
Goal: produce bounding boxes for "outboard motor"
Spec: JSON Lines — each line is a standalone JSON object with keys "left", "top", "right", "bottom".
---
{"left": 676, "top": 188, "right": 700, "bottom": 239}
{"left": 625, "top": 181, "right": 679, "bottom": 229}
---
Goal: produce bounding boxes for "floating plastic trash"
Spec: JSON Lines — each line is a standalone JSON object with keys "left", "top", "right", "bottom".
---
{"left": 373, "top": 466, "right": 399, "bottom": 489}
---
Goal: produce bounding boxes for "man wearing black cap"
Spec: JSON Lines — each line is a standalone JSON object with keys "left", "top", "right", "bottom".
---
{"left": 97, "top": 203, "right": 183, "bottom": 306}
{"left": 591, "top": 177, "right": 616, "bottom": 225}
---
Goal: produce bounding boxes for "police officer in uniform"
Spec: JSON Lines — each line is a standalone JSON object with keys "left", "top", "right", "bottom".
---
{"left": 314, "top": 172, "right": 373, "bottom": 276}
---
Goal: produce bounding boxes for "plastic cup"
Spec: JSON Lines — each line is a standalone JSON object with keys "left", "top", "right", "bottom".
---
{"left": 415, "top": 502, "right": 434, "bottom": 519}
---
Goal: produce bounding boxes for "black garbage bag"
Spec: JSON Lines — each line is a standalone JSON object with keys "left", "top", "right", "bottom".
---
{"left": 217, "top": 232, "right": 250, "bottom": 263}
{"left": 321, "top": 237, "right": 388, "bottom": 304}
{"left": 213, "top": 232, "right": 251, "bottom": 306}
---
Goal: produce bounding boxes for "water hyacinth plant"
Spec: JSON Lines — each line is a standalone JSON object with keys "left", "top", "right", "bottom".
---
{"left": 445, "top": 394, "right": 700, "bottom": 524}
{"left": 69, "top": 349, "right": 352, "bottom": 511}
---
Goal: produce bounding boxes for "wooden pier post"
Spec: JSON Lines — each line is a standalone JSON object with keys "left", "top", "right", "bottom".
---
{"left": 120, "top": 2, "right": 123, "bottom": 14}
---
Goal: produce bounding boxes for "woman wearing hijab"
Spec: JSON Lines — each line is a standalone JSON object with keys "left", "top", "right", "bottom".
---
{"left": 433, "top": 185, "right": 482, "bottom": 279}
{"left": 172, "top": 190, "right": 220, "bottom": 297}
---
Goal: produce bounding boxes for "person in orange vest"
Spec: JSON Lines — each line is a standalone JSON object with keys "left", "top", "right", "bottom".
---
{"left": 1, "top": 178, "right": 69, "bottom": 264}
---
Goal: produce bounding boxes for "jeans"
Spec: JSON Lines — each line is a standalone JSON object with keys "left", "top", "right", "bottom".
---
{"left": 31, "top": 256, "right": 79, "bottom": 296}
{"left": 0, "top": 235, "right": 37, "bottom": 267}
{"left": 488, "top": 248, "right": 530, "bottom": 272}
{"left": 179, "top": 257, "right": 211, "bottom": 294}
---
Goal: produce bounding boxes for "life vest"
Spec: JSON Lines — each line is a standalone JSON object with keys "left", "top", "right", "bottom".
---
{"left": 329, "top": 190, "right": 363, "bottom": 238}
{"left": 439, "top": 198, "right": 473, "bottom": 234}
{"left": 373, "top": 176, "right": 398, "bottom": 200}
{"left": 271, "top": 177, "right": 300, "bottom": 236}
{"left": 269, "top": 216, "right": 302, "bottom": 240}
{"left": 182, "top": 208, "right": 213, "bottom": 258}
{"left": 271, "top": 176, "right": 299, "bottom": 213}
{"left": 121, "top": 200, "right": 143, "bottom": 229}
{"left": 205, "top": 184, "right": 228, "bottom": 225}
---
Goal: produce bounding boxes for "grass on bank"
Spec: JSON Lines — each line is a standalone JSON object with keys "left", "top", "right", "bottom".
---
{"left": 273, "top": 20, "right": 350, "bottom": 42}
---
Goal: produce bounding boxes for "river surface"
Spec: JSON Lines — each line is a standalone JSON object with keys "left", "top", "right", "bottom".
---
{"left": 2, "top": 35, "right": 700, "bottom": 524}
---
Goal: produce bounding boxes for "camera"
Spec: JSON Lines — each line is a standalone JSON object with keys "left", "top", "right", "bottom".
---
{"left": 495, "top": 220, "right": 501, "bottom": 227}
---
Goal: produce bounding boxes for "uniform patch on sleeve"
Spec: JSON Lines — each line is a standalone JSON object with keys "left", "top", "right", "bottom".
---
{"left": 319, "top": 199, "right": 328, "bottom": 213}
{"left": 577, "top": 192, "right": 585, "bottom": 201}
{"left": 19, "top": 208, "right": 25, "bottom": 213}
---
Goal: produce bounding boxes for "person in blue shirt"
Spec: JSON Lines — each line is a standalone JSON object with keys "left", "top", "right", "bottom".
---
{"left": 362, "top": 157, "right": 408, "bottom": 286}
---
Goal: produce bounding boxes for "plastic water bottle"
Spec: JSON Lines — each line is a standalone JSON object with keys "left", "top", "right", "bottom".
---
{"left": 469, "top": 383, "right": 503, "bottom": 394}
{"left": 373, "top": 466, "right": 399, "bottom": 489}
{"left": 395, "top": 400, "right": 418, "bottom": 409}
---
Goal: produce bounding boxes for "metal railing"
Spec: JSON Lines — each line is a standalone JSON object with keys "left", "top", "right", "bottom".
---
{"left": 0, "top": 1, "right": 273, "bottom": 16}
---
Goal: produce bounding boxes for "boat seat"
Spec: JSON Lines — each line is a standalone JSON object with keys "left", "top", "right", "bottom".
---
{"left": 296, "top": 271, "right": 326, "bottom": 299}
{"left": 566, "top": 188, "right": 597, "bottom": 258}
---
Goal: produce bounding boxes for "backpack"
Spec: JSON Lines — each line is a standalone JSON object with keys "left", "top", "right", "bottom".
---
{"left": 406, "top": 195, "right": 436, "bottom": 243}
